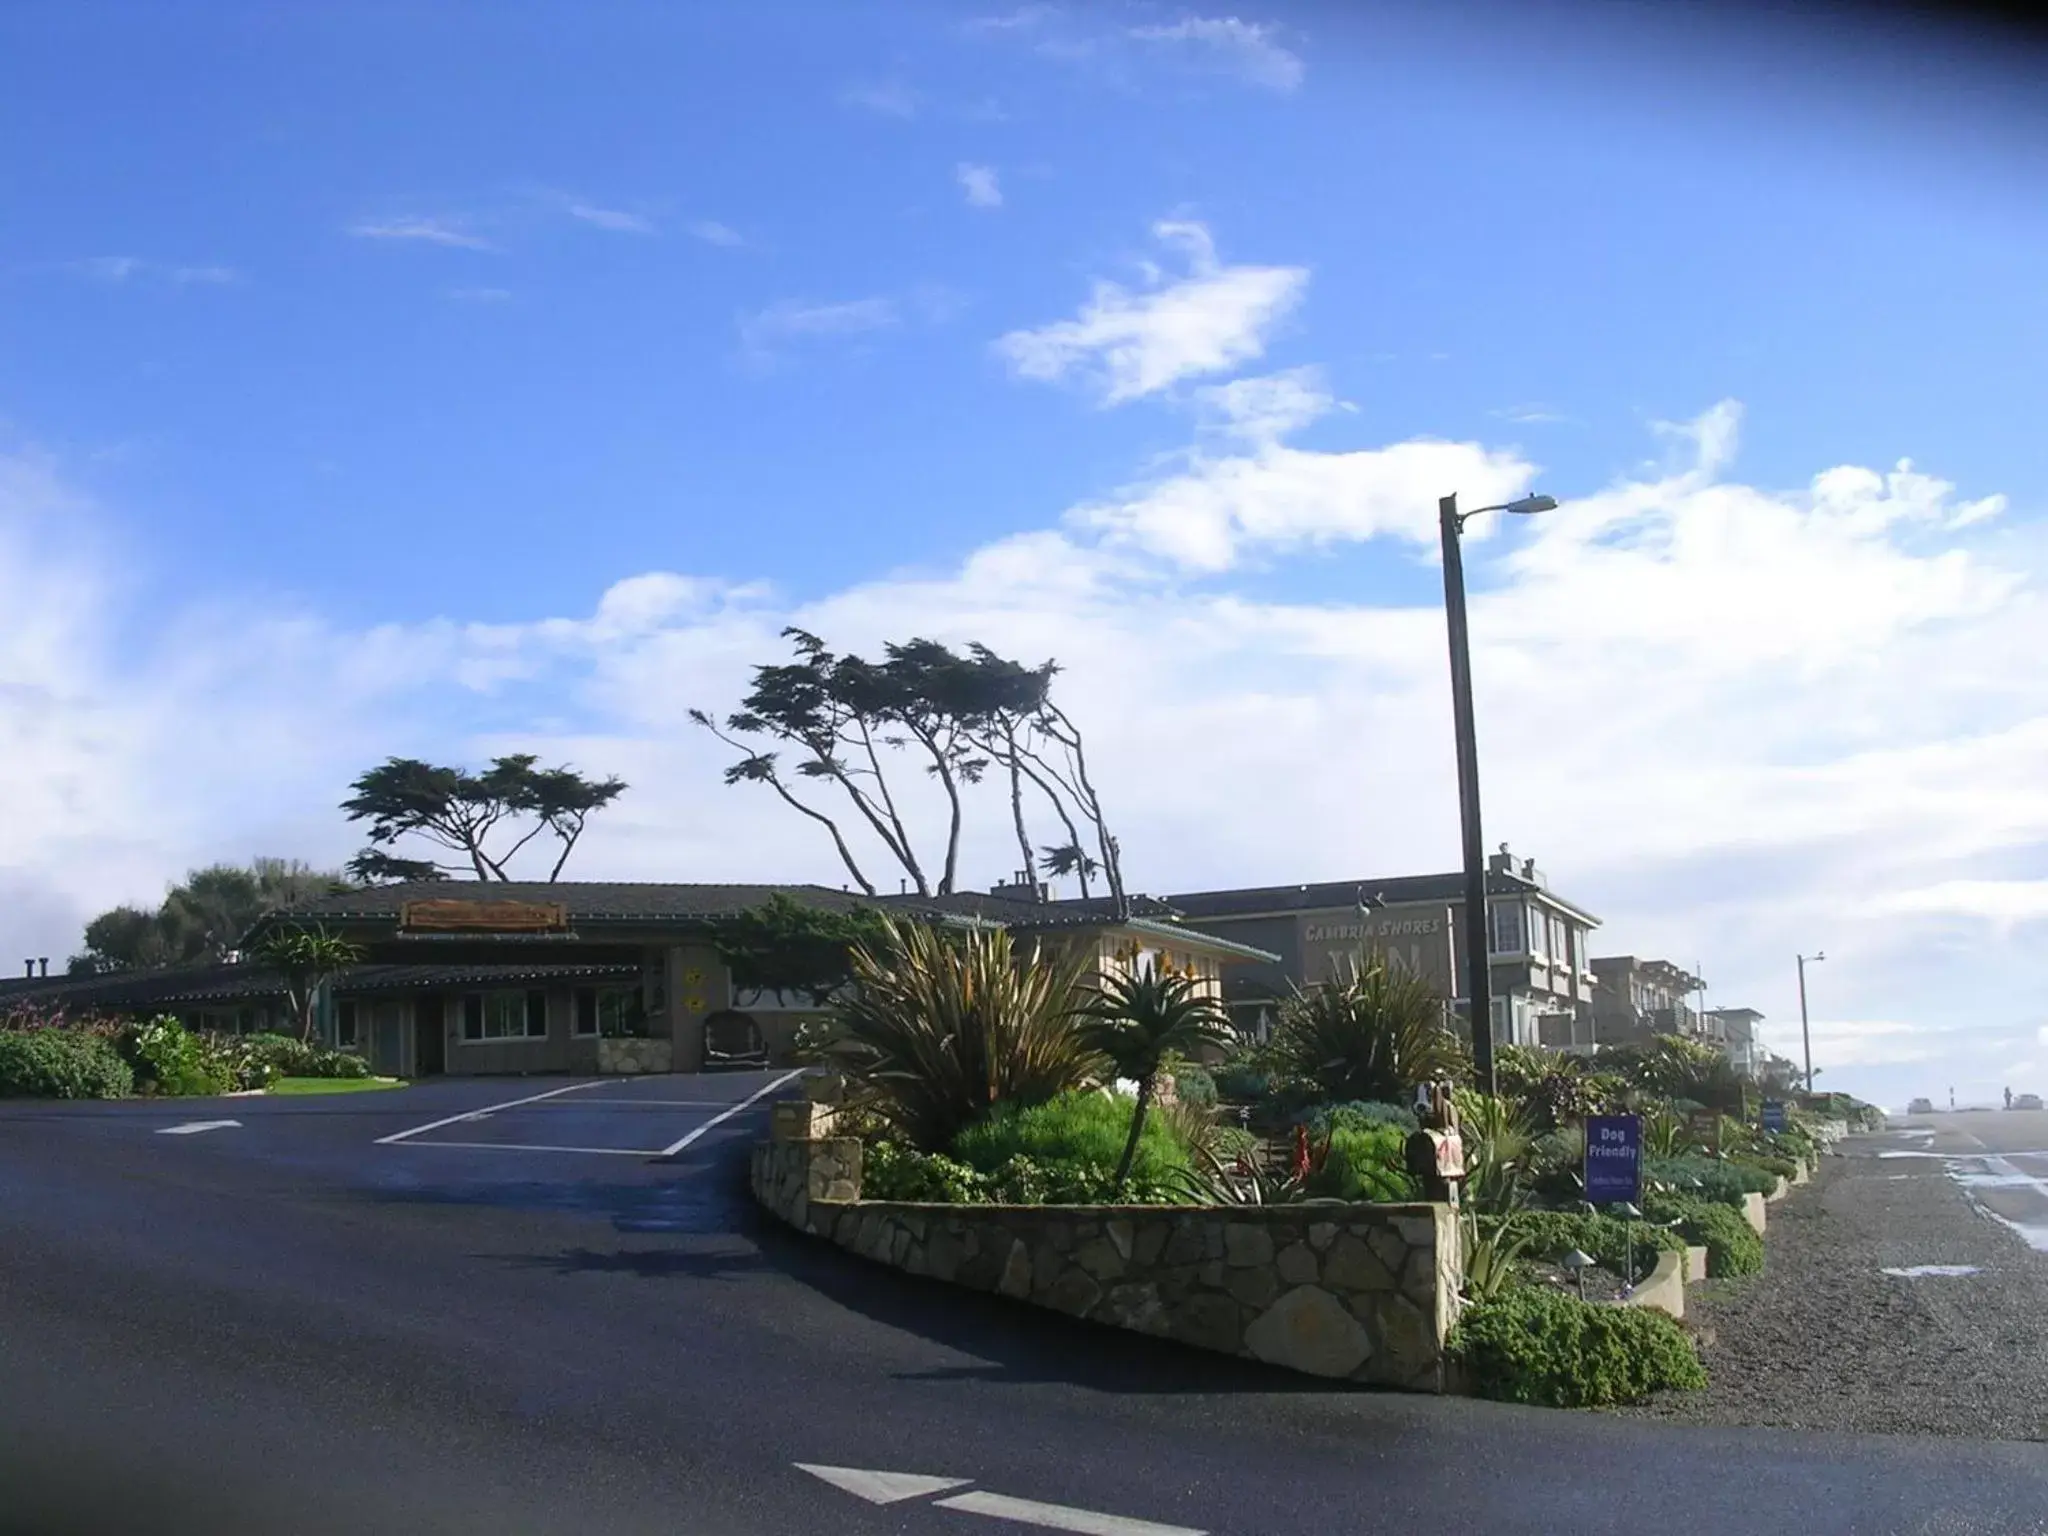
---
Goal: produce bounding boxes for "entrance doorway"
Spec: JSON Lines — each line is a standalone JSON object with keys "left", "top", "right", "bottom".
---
{"left": 414, "top": 996, "right": 446, "bottom": 1076}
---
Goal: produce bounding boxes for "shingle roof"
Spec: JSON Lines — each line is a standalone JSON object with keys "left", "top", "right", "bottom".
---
{"left": 252, "top": 880, "right": 882, "bottom": 931}
{"left": 1165, "top": 871, "right": 1601, "bottom": 926}
{"left": 0, "top": 960, "right": 643, "bottom": 1011}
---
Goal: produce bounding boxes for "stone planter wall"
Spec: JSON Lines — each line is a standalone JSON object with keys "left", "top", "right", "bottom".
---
{"left": 751, "top": 1135, "right": 1460, "bottom": 1392}
{"left": 597, "top": 1037, "right": 674, "bottom": 1074}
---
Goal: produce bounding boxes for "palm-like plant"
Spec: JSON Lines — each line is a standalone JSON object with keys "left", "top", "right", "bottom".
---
{"left": 810, "top": 917, "right": 1102, "bottom": 1152}
{"left": 1073, "top": 963, "right": 1234, "bottom": 1190}
{"left": 246, "top": 925, "right": 365, "bottom": 1042}
{"left": 1272, "top": 957, "right": 1468, "bottom": 1106}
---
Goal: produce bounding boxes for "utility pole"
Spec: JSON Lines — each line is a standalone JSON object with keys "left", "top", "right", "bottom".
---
{"left": 1437, "top": 488, "right": 1556, "bottom": 1098}
{"left": 1797, "top": 951, "right": 1825, "bottom": 1093}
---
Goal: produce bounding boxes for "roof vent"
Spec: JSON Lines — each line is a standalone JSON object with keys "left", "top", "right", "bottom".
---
{"left": 38, "top": 957, "right": 48, "bottom": 977}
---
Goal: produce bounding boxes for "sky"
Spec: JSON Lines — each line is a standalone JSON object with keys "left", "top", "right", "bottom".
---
{"left": 3, "top": 0, "right": 2046, "bottom": 1110}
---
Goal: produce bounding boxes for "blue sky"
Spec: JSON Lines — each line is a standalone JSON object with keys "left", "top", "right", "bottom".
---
{"left": 3, "top": 1, "right": 2046, "bottom": 1107}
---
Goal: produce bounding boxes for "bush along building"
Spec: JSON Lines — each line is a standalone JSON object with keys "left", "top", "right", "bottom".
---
{"left": 1165, "top": 845, "right": 1601, "bottom": 1050}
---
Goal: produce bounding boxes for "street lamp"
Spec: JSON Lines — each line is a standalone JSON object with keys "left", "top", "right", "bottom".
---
{"left": 1439, "top": 490, "right": 1557, "bottom": 1097}
{"left": 1797, "top": 951, "right": 1825, "bottom": 1094}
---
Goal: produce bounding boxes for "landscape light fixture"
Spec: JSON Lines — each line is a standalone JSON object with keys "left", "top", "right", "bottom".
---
{"left": 1797, "top": 952, "right": 1826, "bottom": 1094}
{"left": 1438, "top": 488, "right": 1558, "bottom": 1095}
{"left": 1561, "top": 1247, "right": 1596, "bottom": 1303}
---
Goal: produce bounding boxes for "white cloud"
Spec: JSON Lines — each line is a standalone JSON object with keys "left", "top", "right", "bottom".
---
{"left": 738, "top": 297, "right": 901, "bottom": 366}
{"left": 68, "top": 258, "right": 240, "bottom": 286}
{"left": 568, "top": 203, "right": 655, "bottom": 235}
{"left": 956, "top": 162, "right": 1004, "bottom": 209}
{"left": 1128, "top": 16, "right": 1304, "bottom": 91}
{"left": 3, "top": 378, "right": 2045, "bottom": 1111}
{"left": 348, "top": 217, "right": 496, "bottom": 251}
{"left": 995, "top": 220, "right": 1306, "bottom": 404}
{"left": 840, "top": 80, "right": 918, "bottom": 118}
{"left": 688, "top": 220, "right": 745, "bottom": 248}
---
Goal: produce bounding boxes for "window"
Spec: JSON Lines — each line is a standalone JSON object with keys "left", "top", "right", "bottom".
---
{"left": 1488, "top": 900, "right": 1523, "bottom": 955}
{"left": 335, "top": 999, "right": 359, "bottom": 1049}
{"left": 574, "top": 986, "right": 643, "bottom": 1038}
{"left": 461, "top": 990, "right": 548, "bottom": 1042}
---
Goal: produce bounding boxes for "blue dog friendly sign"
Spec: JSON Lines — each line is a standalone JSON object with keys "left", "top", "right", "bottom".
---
{"left": 1584, "top": 1113, "right": 1642, "bottom": 1205}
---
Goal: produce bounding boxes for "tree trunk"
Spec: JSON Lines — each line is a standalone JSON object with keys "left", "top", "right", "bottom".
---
{"left": 1001, "top": 723, "right": 1038, "bottom": 891}
{"left": 1114, "top": 1074, "right": 1154, "bottom": 1191}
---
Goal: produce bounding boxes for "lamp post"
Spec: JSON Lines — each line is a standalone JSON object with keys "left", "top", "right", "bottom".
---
{"left": 1797, "top": 951, "right": 1825, "bottom": 1094}
{"left": 1439, "top": 490, "right": 1557, "bottom": 1098}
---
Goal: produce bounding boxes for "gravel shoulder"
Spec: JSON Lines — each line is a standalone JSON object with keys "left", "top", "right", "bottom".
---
{"left": 1617, "top": 1133, "right": 2048, "bottom": 1439}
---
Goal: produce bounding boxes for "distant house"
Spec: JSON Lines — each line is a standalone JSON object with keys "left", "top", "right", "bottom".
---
{"left": 1586, "top": 956, "right": 1709, "bottom": 1050}
{"left": 1164, "top": 846, "right": 1602, "bottom": 1048}
{"left": 8, "top": 881, "right": 1274, "bottom": 1079}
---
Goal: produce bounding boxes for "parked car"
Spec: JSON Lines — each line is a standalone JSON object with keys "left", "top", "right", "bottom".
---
{"left": 2014, "top": 1093, "right": 2044, "bottom": 1112}
{"left": 1908, "top": 1097, "right": 1936, "bottom": 1115}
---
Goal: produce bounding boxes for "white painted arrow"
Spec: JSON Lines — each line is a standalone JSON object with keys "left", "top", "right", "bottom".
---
{"left": 157, "top": 1120, "right": 242, "bottom": 1136}
{"left": 794, "top": 1464, "right": 972, "bottom": 1505}
{"left": 794, "top": 1465, "right": 1207, "bottom": 1535}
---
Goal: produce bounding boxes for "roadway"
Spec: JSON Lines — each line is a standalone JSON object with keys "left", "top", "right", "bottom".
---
{"left": 4, "top": 1077, "right": 2046, "bottom": 1536}
{"left": 1889, "top": 1108, "right": 2048, "bottom": 1255}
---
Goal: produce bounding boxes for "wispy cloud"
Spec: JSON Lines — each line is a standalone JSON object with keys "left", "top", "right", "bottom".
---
{"left": 963, "top": 4, "right": 1058, "bottom": 31}
{"left": 956, "top": 162, "right": 1004, "bottom": 209}
{"left": 839, "top": 80, "right": 919, "bottom": 118}
{"left": 568, "top": 202, "right": 655, "bottom": 235}
{"left": 739, "top": 297, "right": 901, "bottom": 367}
{"left": 1129, "top": 16, "right": 1305, "bottom": 91}
{"left": 67, "top": 256, "right": 242, "bottom": 286}
{"left": 448, "top": 287, "right": 513, "bottom": 304}
{"left": 1493, "top": 403, "right": 1570, "bottom": 425}
{"left": 688, "top": 220, "right": 746, "bottom": 248}
{"left": 995, "top": 219, "right": 1307, "bottom": 405}
{"left": 348, "top": 217, "right": 496, "bottom": 251}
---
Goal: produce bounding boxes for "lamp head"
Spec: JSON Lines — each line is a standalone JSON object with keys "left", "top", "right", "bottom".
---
{"left": 1504, "top": 493, "right": 1558, "bottom": 516}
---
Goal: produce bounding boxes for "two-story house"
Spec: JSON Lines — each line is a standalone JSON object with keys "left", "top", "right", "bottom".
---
{"left": 1586, "top": 955, "right": 1708, "bottom": 1049}
{"left": 1164, "top": 845, "right": 1602, "bottom": 1050}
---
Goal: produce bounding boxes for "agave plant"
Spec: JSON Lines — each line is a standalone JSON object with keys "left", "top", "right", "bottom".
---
{"left": 1460, "top": 1212, "right": 1533, "bottom": 1303}
{"left": 1271, "top": 957, "right": 1468, "bottom": 1106}
{"left": 1456, "top": 1091, "right": 1542, "bottom": 1216}
{"left": 1072, "top": 963, "right": 1234, "bottom": 1189}
{"left": 809, "top": 917, "right": 1103, "bottom": 1152}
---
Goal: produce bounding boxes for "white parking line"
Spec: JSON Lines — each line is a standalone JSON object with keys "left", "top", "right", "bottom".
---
{"left": 393, "top": 1140, "right": 663, "bottom": 1157}
{"left": 374, "top": 1081, "right": 607, "bottom": 1146}
{"left": 658, "top": 1070, "right": 802, "bottom": 1157}
{"left": 934, "top": 1490, "right": 1206, "bottom": 1536}
{"left": 158, "top": 1119, "right": 241, "bottom": 1136}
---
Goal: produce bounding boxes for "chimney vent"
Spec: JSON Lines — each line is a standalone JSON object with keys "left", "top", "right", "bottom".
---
{"left": 22, "top": 960, "right": 31, "bottom": 978}
{"left": 38, "top": 958, "right": 48, "bottom": 977}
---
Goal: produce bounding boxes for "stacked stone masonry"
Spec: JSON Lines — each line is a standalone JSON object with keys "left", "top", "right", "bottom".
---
{"left": 597, "top": 1038, "right": 674, "bottom": 1074}
{"left": 751, "top": 1136, "right": 1458, "bottom": 1391}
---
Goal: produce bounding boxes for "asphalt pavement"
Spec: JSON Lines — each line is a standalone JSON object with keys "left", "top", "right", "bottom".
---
{"left": 6, "top": 1077, "right": 2048, "bottom": 1536}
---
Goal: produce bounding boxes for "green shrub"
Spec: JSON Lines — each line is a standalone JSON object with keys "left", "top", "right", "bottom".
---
{"left": 862, "top": 1141, "right": 995, "bottom": 1203}
{"left": 1497, "top": 1210, "right": 1684, "bottom": 1285}
{"left": 1211, "top": 1061, "right": 1274, "bottom": 1101}
{"left": 0, "top": 1029, "right": 134, "bottom": 1099}
{"left": 1644, "top": 1154, "right": 1775, "bottom": 1206}
{"left": 1735, "top": 1155, "right": 1798, "bottom": 1183}
{"left": 1450, "top": 1284, "right": 1707, "bottom": 1406}
{"left": 1305, "top": 1124, "right": 1420, "bottom": 1203}
{"left": 1171, "top": 1064, "right": 1217, "bottom": 1107}
{"left": 952, "top": 1089, "right": 1191, "bottom": 1184}
{"left": 860, "top": 1140, "right": 1188, "bottom": 1206}
{"left": 1644, "top": 1191, "right": 1764, "bottom": 1277}
{"left": 118, "top": 1018, "right": 234, "bottom": 1097}
{"left": 1305, "top": 1100, "right": 1419, "bottom": 1136}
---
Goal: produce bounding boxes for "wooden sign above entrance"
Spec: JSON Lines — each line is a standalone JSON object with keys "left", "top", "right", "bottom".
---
{"left": 400, "top": 898, "right": 570, "bottom": 933}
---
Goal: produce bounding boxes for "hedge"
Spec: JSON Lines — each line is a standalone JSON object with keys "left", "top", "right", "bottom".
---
{"left": 1450, "top": 1283, "right": 1707, "bottom": 1407}
{"left": 0, "top": 1029, "right": 134, "bottom": 1099}
{"left": 1644, "top": 1190, "right": 1764, "bottom": 1277}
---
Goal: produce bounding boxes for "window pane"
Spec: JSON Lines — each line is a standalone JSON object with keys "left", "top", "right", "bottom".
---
{"left": 463, "top": 996, "right": 485, "bottom": 1040}
{"left": 526, "top": 991, "right": 548, "bottom": 1037}
{"left": 575, "top": 989, "right": 597, "bottom": 1036}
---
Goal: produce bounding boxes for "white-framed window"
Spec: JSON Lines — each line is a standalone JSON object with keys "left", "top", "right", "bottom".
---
{"left": 574, "top": 986, "right": 643, "bottom": 1038}
{"left": 335, "top": 998, "right": 359, "bottom": 1049}
{"left": 1488, "top": 900, "right": 1523, "bottom": 956}
{"left": 461, "top": 990, "right": 548, "bottom": 1043}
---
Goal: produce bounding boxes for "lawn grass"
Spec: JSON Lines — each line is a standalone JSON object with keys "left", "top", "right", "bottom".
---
{"left": 266, "top": 1075, "right": 406, "bottom": 1095}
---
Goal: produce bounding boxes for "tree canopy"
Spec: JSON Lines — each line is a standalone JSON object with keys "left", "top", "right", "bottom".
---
{"left": 706, "top": 894, "right": 892, "bottom": 1008}
{"left": 68, "top": 859, "right": 351, "bottom": 976}
{"left": 691, "top": 630, "right": 1126, "bottom": 908}
{"left": 341, "top": 753, "right": 627, "bottom": 883}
